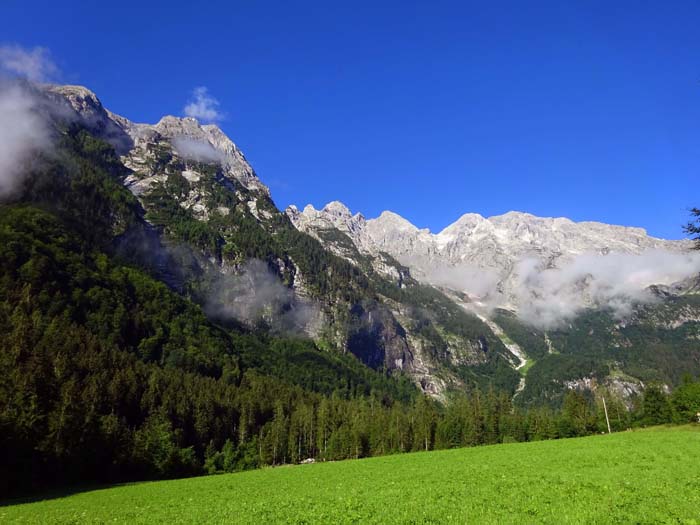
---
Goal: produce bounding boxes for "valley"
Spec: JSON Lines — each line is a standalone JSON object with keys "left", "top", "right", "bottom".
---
{"left": 0, "top": 77, "right": 699, "bottom": 500}
{"left": 3, "top": 5, "right": 700, "bottom": 521}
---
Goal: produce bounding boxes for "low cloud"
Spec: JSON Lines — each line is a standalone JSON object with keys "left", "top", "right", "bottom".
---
{"left": 172, "top": 136, "right": 225, "bottom": 164}
{"left": 0, "top": 44, "right": 58, "bottom": 82}
{"left": 206, "top": 259, "right": 323, "bottom": 336}
{"left": 184, "top": 86, "right": 224, "bottom": 122}
{"left": 411, "top": 250, "right": 700, "bottom": 330}
{"left": 0, "top": 80, "right": 52, "bottom": 198}
{"left": 414, "top": 259, "right": 502, "bottom": 299}
{"left": 512, "top": 250, "right": 700, "bottom": 329}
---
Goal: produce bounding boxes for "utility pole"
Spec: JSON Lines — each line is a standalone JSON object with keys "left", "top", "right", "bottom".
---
{"left": 602, "top": 396, "right": 612, "bottom": 434}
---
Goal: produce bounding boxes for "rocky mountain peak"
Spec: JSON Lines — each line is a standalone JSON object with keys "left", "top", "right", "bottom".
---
{"left": 287, "top": 201, "right": 367, "bottom": 239}
{"left": 45, "top": 84, "right": 134, "bottom": 155}
{"left": 437, "top": 212, "right": 487, "bottom": 238}
{"left": 154, "top": 115, "right": 202, "bottom": 135}
{"left": 370, "top": 210, "right": 423, "bottom": 233}
{"left": 323, "top": 200, "right": 353, "bottom": 218}
{"left": 491, "top": 210, "right": 538, "bottom": 221}
{"left": 47, "top": 84, "right": 104, "bottom": 115}
{"left": 44, "top": 84, "right": 269, "bottom": 196}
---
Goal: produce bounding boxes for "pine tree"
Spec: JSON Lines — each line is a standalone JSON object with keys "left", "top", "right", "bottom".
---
{"left": 684, "top": 208, "right": 700, "bottom": 249}
{"left": 641, "top": 385, "right": 672, "bottom": 426}
{"left": 412, "top": 396, "right": 435, "bottom": 451}
{"left": 270, "top": 401, "right": 288, "bottom": 465}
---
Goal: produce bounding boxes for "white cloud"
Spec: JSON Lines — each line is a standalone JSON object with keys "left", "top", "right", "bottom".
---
{"left": 183, "top": 86, "right": 224, "bottom": 122}
{"left": 412, "top": 249, "right": 700, "bottom": 330}
{"left": 408, "top": 257, "right": 502, "bottom": 299}
{"left": 510, "top": 250, "right": 700, "bottom": 329}
{"left": 172, "top": 136, "right": 226, "bottom": 164}
{"left": 0, "top": 81, "right": 52, "bottom": 198}
{"left": 206, "top": 259, "right": 322, "bottom": 336}
{"left": 0, "top": 44, "right": 58, "bottom": 82}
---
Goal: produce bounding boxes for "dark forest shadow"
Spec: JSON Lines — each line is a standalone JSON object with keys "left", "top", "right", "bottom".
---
{"left": 0, "top": 481, "right": 144, "bottom": 508}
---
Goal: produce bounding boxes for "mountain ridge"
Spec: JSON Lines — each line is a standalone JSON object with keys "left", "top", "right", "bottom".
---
{"left": 15, "top": 81, "right": 700, "bottom": 406}
{"left": 289, "top": 200, "right": 682, "bottom": 248}
{"left": 287, "top": 200, "right": 697, "bottom": 323}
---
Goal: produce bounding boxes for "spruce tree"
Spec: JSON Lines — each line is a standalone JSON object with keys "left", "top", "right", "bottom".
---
{"left": 684, "top": 208, "right": 700, "bottom": 248}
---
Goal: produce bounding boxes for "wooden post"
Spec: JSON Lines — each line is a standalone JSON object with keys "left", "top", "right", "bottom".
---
{"left": 602, "top": 397, "right": 612, "bottom": 434}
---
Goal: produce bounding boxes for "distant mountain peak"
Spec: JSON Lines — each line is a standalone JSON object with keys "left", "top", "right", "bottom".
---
{"left": 47, "top": 84, "right": 102, "bottom": 108}
{"left": 323, "top": 200, "right": 353, "bottom": 217}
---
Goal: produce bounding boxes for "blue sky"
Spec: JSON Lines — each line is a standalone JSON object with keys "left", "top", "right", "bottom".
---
{"left": 2, "top": 0, "right": 699, "bottom": 239}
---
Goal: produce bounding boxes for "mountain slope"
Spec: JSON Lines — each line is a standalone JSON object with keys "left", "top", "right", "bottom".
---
{"left": 38, "top": 84, "right": 524, "bottom": 398}
{"left": 48, "top": 83, "right": 695, "bottom": 406}
{"left": 8, "top": 80, "right": 700, "bottom": 406}
{"left": 0, "top": 92, "right": 430, "bottom": 494}
{"left": 287, "top": 202, "right": 700, "bottom": 404}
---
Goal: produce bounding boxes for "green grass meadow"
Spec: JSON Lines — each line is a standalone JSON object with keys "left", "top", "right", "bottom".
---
{"left": 3, "top": 425, "right": 699, "bottom": 524}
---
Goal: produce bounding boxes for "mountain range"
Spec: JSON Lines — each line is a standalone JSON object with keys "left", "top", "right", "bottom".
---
{"left": 7, "top": 82, "right": 700, "bottom": 405}
{"left": 288, "top": 201, "right": 693, "bottom": 320}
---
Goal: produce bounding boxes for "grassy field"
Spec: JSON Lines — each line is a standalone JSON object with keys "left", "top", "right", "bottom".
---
{"left": 3, "top": 425, "right": 699, "bottom": 524}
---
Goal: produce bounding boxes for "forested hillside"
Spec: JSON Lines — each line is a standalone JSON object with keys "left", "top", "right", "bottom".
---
{"left": 0, "top": 123, "right": 419, "bottom": 495}
{"left": 0, "top": 105, "right": 529, "bottom": 497}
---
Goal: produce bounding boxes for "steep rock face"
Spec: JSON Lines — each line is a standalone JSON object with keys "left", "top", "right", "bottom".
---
{"left": 46, "top": 85, "right": 303, "bottom": 317}
{"left": 48, "top": 85, "right": 268, "bottom": 200}
{"left": 286, "top": 203, "right": 414, "bottom": 286}
{"left": 46, "top": 84, "right": 135, "bottom": 154}
{"left": 287, "top": 202, "right": 371, "bottom": 250}
{"left": 346, "top": 302, "right": 413, "bottom": 371}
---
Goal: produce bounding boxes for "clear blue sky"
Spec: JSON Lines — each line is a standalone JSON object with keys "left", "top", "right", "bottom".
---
{"left": 3, "top": 0, "right": 699, "bottom": 239}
